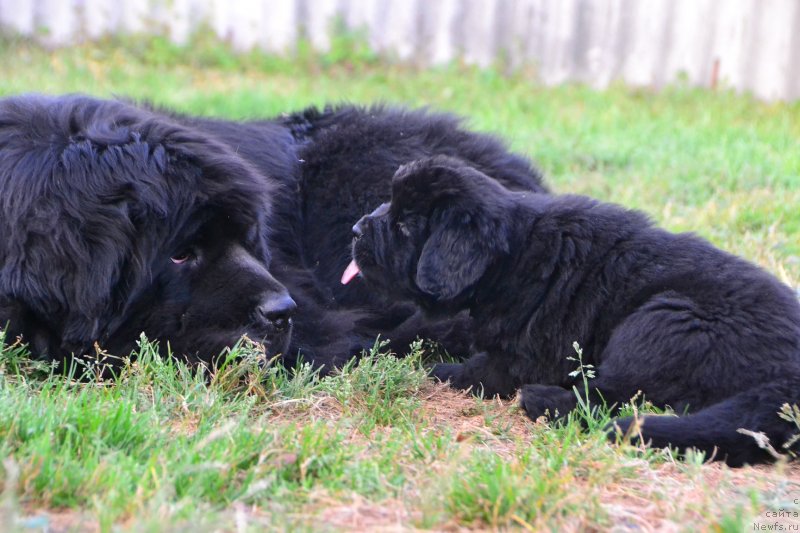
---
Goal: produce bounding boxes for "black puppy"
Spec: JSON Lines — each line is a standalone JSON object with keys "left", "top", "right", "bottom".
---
{"left": 344, "top": 155, "right": 800, "bottom": 466}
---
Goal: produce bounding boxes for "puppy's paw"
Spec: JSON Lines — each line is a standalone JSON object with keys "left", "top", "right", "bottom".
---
{"left": 430, "top": 363, "right": 464, "bottom": 384}
{"left": 519, "top": 384, "right": 577, "bottom": 421}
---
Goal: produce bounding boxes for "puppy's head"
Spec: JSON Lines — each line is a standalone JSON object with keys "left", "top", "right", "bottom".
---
{"left": 343, "top": 156, "right": 511, "bottom": 312}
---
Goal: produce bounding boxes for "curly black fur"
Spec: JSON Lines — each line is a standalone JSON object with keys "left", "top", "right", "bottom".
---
{"left": 350, "top": 155, "right": 800, "bottom": 466}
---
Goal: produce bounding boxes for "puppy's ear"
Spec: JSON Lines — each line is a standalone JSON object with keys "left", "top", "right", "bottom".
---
{"left": 415, "top": 209, "right": 499, "bottom": 301}
{"left": 399, "top": 158, "right": 512, "bottom": 302}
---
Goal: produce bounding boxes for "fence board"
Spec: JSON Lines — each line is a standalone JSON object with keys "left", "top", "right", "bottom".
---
{"left": 1, "top": 0, "right": 797, "bottom": 100}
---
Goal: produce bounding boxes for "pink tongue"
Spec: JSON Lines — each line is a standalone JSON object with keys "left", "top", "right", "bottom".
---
{"left": 341, "top": 259, "right": 361, "bottom": 285}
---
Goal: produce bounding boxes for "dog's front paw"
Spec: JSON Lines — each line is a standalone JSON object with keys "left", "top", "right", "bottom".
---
{"left": 519, "top": 384, "right": 576, "bottom": 421}
{"left": 430, "top": 363, "right": 464, "bottom": 384}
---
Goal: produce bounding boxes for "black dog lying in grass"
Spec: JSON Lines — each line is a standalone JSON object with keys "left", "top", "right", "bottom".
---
{"left": 342, "top": 155, "right": 800, "bottom": 466}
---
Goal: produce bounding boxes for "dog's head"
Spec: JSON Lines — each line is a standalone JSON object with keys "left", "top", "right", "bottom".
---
{"left": 343, "top": 156, "right": 512, "bottom": 312}
{"left": 0, "top": 95, "right": 295, "bottom": 364}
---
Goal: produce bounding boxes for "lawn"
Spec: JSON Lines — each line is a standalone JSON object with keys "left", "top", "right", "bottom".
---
{"left": 1, "top": 34, "right": 799, "bottom": 531}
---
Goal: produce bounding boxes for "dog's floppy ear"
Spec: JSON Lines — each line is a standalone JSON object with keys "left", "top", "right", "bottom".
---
{"left": 414, "top": 208, "right": 496, "bottom": 301}
{"left": 394, "top": 157, "right": 512, "bottom": 301}
{"left": 416, "top": 162, "right": 509, "bottom": 301}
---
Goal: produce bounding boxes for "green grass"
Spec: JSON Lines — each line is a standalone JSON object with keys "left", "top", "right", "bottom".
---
{"left": 1, "top": 34, "right": 800, "bottom": 531}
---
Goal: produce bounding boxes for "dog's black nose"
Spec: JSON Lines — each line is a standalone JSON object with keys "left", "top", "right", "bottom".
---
{"left": 256, "top": 293, "right": 297, "bottom": 330}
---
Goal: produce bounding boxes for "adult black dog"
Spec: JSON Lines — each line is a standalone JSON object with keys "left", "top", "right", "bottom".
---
{"left": 0, "top": 94, "right": 545, "bottom": 369}
{"left": 346, "top": 155, "right": 800, "bottom": 466}
{"left": 0, "top": 94, "right": 299, "bottom": 364}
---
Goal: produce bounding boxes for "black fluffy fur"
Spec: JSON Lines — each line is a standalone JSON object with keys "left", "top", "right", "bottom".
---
{"left": 0, "top": 94, "right": 296, "bottom": 365}
{"left": 351, "top": 155, "right": 800, "bottom": 466}
{"left": 0, "top": 95, "right": 546, "bottom": 372}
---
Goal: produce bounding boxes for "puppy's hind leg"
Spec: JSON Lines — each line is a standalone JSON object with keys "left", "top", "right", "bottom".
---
{"left": 608, "top": 373, "right": 800, "bottom": 466}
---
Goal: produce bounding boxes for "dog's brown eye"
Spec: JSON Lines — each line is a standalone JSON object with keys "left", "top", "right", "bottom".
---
{"left": 170, "top": 250, "right": 195, "bottom": 265}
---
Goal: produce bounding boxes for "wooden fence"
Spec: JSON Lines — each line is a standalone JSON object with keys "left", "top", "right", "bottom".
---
{"left": 1, "top": 0, "right": 798, "bottom": 101}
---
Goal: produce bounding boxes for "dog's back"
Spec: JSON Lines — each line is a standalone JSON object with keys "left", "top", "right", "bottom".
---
{"left": 507, "top": 191, "right": 800, "bottom": 465}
